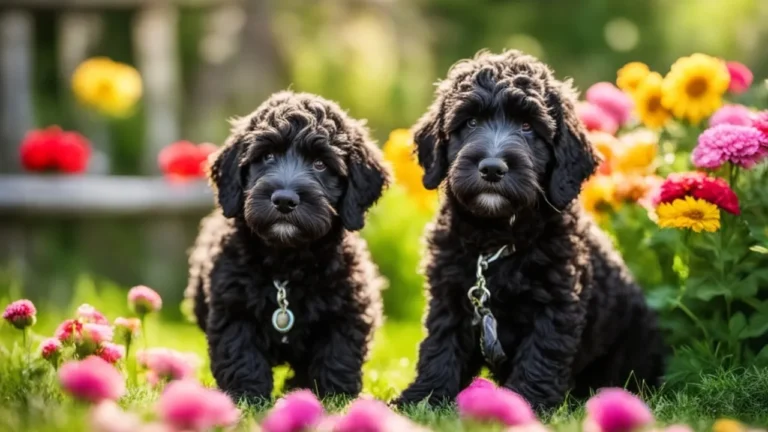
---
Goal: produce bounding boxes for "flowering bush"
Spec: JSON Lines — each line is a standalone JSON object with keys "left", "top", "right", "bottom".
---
{"left": 572, "top": 54, "right": 768, "bottom": 379}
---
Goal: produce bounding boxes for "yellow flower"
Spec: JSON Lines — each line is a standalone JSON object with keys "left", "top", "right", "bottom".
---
{"left": 656, "top": 196, "right": 720, "bottom": 233}
{"left": 617, "top": 62, "right": 651, "bottom": 94}
{"left": 588, "top": 131, "right": 619, "bottom": 174}
{"left": 382, "top": 129, "right": 438, "bottom": 212}
{"left": 613, "top": 129, "right": 658, "bottom": 174}
{"left": 661, "top": 53, "right": 730, "bottom": 124}
{"left": 712, "top": 419, "right": 747, "bottom": 432}
{"left": 71, "top": 57, "right": 142, "bottom": 117}
{"left": 580, "top": 174, "right": 618, "bottom": 220}
{"left": 634, "top": 72, "right": 672, "bottom": 129}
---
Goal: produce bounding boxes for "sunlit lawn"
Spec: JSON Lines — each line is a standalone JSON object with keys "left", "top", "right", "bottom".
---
{"left": 2, "top": 279, "right": 768, "bottom": 431}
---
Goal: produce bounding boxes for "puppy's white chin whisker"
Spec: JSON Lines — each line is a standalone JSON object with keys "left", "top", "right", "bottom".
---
{"left": 475, "top": 193, "right": 508, "bottom": 213}
{"left": 270, "top": 222, "right": 300, "bottom": 242}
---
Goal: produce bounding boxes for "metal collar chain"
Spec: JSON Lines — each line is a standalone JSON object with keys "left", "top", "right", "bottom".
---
{"left": 467, "top": 244, "right": 514, "bottom": 368}
{"left": 271, "top": 279, "right": 295, "bottom": 343}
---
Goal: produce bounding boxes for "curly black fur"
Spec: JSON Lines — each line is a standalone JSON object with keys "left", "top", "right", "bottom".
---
{"left": 185, "top": 91, "right": 390, "bottom": 402}
{"left": 393, "top": 50, "right": 666, "bottom": 410}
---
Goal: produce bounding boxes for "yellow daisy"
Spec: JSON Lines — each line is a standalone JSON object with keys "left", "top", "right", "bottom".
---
{"left": 656, "top": 196, "right": 720, "bottom": 233}
{"left": 712, "top": 419, "right": 746, "bottom": 432}
{"left": 71, "top": 57, "right": 143, "bottom": 118}
{"left": 661, "top": 53, "right": 730, "bottom": 124}
{"left": 616, "top": 61, "right": 651, "bottom": 95}
{"left": 382, "top": 129, "right": 438, "bottom": 212}
{"left": 613, "top": 129, "right": 658, "bottom": 174}
{"left": 580, "top": 174, "right": 618, "bottom": 221}
{"left": 633, "top": 72, "right": 672, "bottom": 130}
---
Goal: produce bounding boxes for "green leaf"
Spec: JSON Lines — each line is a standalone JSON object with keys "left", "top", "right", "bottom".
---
{"left": 755, "top": 345, "right": 768, "bottom": 367}
{"left": 687, "top": 276, "right": 730, "bottom": 301}
{"left": 740, "top": 312, "right": 768, "bottom": 339}
{"left": 646, "top": 285, "right": 679, "bottom": 311}
{"left": 729, "top": 312, "right": 747, "bottom": 339}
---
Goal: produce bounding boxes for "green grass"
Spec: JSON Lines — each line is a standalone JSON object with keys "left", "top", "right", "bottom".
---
{"left": 2, "top": 282, "right": 768, "bottom": 431}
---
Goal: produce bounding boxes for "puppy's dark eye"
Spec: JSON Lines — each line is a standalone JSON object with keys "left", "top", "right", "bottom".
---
{"left": 521, "top": 123, "right": 533, "bottom": 134}
{"left": 263, "top": 153, "right": 275, "bottom": 163}
{"left": 467, "top": 118, "right": 478, "bottom": 129}
{"left": 312, "top": 160, "right": 326, "bottom": 171}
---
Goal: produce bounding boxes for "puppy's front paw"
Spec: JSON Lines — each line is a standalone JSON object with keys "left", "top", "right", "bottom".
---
{"left": 224, "top": 387, "right": 272, "bottom": 406}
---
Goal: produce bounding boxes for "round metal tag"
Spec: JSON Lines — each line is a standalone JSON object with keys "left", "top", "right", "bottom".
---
{"left": 271, "top": 308, "right": 295, "bottom": 333}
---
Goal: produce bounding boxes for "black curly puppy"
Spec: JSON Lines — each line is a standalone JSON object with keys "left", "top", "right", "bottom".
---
{"left": 185, "top": 91, "right": 389, "bottom": 402}
{"left": 393, "top": 50, "right": 665, "bottom": 410}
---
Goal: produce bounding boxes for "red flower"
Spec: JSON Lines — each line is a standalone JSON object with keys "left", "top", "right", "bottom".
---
{"left": 19, "top": 126, "right": 91, "bottom": 173}
{"left": 726, "top": 61, "right": 753, "bottom": 94}
{"left": 2, "top": 299, "right": 37, "bottom": 330}
{"left": 652, "top": 172, "right": 740, "bottom": 215}
{"left": 158, "top": 141, "right": 217, "bottom": 181}
{"left": 55, "top": 318, "right": 84, "bottom": 344}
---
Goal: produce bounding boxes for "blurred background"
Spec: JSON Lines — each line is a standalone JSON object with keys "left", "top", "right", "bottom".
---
{"left": 1, "top": 0, "right": 768, "bottom": 322}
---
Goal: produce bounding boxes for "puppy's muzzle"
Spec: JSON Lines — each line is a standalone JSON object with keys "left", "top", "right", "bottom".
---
{"left": 271, "top": 189, "right": 300, "bottom": 214}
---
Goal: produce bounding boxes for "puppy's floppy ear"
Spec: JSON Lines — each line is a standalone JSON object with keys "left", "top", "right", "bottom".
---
{"left": 547, "top": 81, "right": 598, "bottom": 210}
{"left": 340, "top": 121, "right": 392, "bottom": 231}
{"left": 208, "top": 138, "right": 244, "bottom": 218}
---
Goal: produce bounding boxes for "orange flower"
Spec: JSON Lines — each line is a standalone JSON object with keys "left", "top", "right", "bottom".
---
{"left": 588, "top": 131, "right": 620, "bottom": 175}
{"left": 382, "top": 129, "right": 438, "bottom": 212}
{"left": 613, "top": 129, "right": 659, "bottom": 174}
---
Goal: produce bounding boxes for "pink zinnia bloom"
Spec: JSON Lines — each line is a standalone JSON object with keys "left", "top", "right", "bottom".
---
{"left": 709, "top": 105, "right": 753, "bottom": 128}
{"left": 128, "top": 285, "right": 163, "bottom": 315}
{"left": 55, "top": 318, "right": 84, "bottom": 344}
{"left": 584, "top": 388, "right": 653, "bottom": 432}
{"left": 262, "top": 389, "right": 324, "bottom": 432}
{"left": 98, "top": 343, "right": 126, "bottom": 365}
{"left": 726, "top": 61, "right": 753, "bottom": 94}
{"left": 59, "top": 356, "right": 126, "bottom": 403}
{"left": 156, "top": 379, "right": 240, "bottom": 431}
{"left": 2, "top": 299, "right": 37, "bottom": 330}
{"left": 586, "top": 82, "right": 634, "bottom": 126}
{"left": 77, "top": 303, "right": 109, "bottom": 325}
{"left": 40, "top": 338, "right": 63, "bottom": 363}
{"left": 89, "top": 400, "right": 142, "bottom": 432}
{"left": 753, "top": 111, "right": 768, "bottom": 142}
{"left": 137, "top": 348, "right": 200, "bottom": 385}
{"left": 83, "top": 323, "right": 114, "bottom": 344}
{"left": 457, "top": 379, "right": 536, "bottom": 426}
{"left": 328, "top": 397, "right": 428, "bottom": 432}
{"left": 692, "top": 124, "right": 766, "bottom": 169}
{"left": 577, "top": 102, "right": 619, "bottom": 135}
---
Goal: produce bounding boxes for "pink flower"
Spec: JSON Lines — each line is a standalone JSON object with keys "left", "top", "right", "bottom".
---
{"left": 98, "top": 343, "right": 126, "bottom": 365}
{"left": 457, "top": 378, "right": 536, "bottom": 426}
{"left": 326, "top": 398, "right": 429, "bottom": 432}
{"left": 753, "top": 111, "right": 768, "bottom": 142}
{"left": 262, "top": 390, "right": 324, "bottom": 432}
{"left": 577, "top": 102, "right": 619, "bottom": 135}
{"left": 59, "top": 356, "right": 126, "bottom": 403}
{"left": 77, "top": 304, "right": 109, "bottom": 325}
{"left": 40, "top": 338, "right": 63, "bottom": 363}
{"left": 114, "top": 317, "right": 141, "bottom": 344}
{"left": 137, "top": 348, "right": 200, "bottom": 385}
{"left": 692, "top": 124, "right": 766, "bottom": 169}
{"left": 709, "top": 105, "right": 753, "bottom": 128}
{"left": 83, "top": 323, "right": 114, "bottom": 344}
{"left": 726, "top": 61, "right": 753, "bottom": 94}
{"left": 128, "top": 285, "right": 163, "bottom": 316}
{"left": 586, "top": 82, "right": 634, "bottom": 126}
{"left": 2, "top": 299, "right": 37, "bottom": 330}
{"left": 89, "top": 400, "right": 142, "bottom": 432}
{"left": 505, "top": 423, "right": 552, "bottom": 432}
{"left": 156, "top": 379, "right": 240, "bottom": 431}
{"left": 584, "top": 388, "right": 653, "bottom": 432}
{"left": 663, "top": 425, "right": 693, "bottom": 432}
{"left": 55, "top": 318, "right": 84, "bottom": 344}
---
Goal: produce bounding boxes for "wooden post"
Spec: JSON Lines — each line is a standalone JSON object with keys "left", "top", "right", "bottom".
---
{"left": 133, "top": 2, "right": 188, "bottom": 297}
{"left": 0, "top": 9, "right": 34, "bottom": 174}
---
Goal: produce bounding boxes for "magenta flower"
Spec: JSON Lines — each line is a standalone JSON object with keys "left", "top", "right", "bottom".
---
{"left": 457, "top": 378, "right": 536, "bottom": 426}
{"left": 137, "top": 348, "right": 200, "bottom": 386}
{"left": 59, "top": 356, "right": 126, "bottom": 403}
{"left": 709, "top": 105, "right": 753, "bottom": 128}
{"left": 586, "top": 82, "right": 634, "bottom": 126}
{"left": 77, "top": 303, "right": 109, "bottom": 325}
{"left": 156, "top": 379, "right": 240, "bottom": 431}
{"left": 83, "top": 323, "right": 114, "bottom": 344}
{"left": 584, "top": 388, "right": 653, "bottom": 432}
{"left": 692, "top": 124, "right": 766, "bottom": 169}
{"left": 40, "top": 338, "right": 63, "bottom": 365}
{"left": 262, "top": 389, "right": 324, "bottom": 432}
{"left": 128, "top": 285, "right": 162, "bottom": 316}
{"left": 97, "top": 342, "right": 126, "bottom": 365}
{"left": 577, "top": 101, "right": 619, "bottom": 135}
{"left": 55, "top": 318, "right": 84, "bottom": 344}
{"left": 753, "top": 111, "right": 768, "bottom": 142}
{"left": 89, "top": 400, "right": 142, "bottom": 432}
{"left": 726, "top": 61, "right": 753, "bottom": 94}
{"left": 3, "top": 299, "right": 36, "bottom": 330}
{"left": 327, "top": 397, "right": 429, "bottom": 432}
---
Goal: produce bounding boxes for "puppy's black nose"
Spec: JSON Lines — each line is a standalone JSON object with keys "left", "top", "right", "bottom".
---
{"left": 271, "top": 190, "right": 300, "bottom": 213}
{"left": 479, "top": 158, "right": 508, "bottom": 182}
